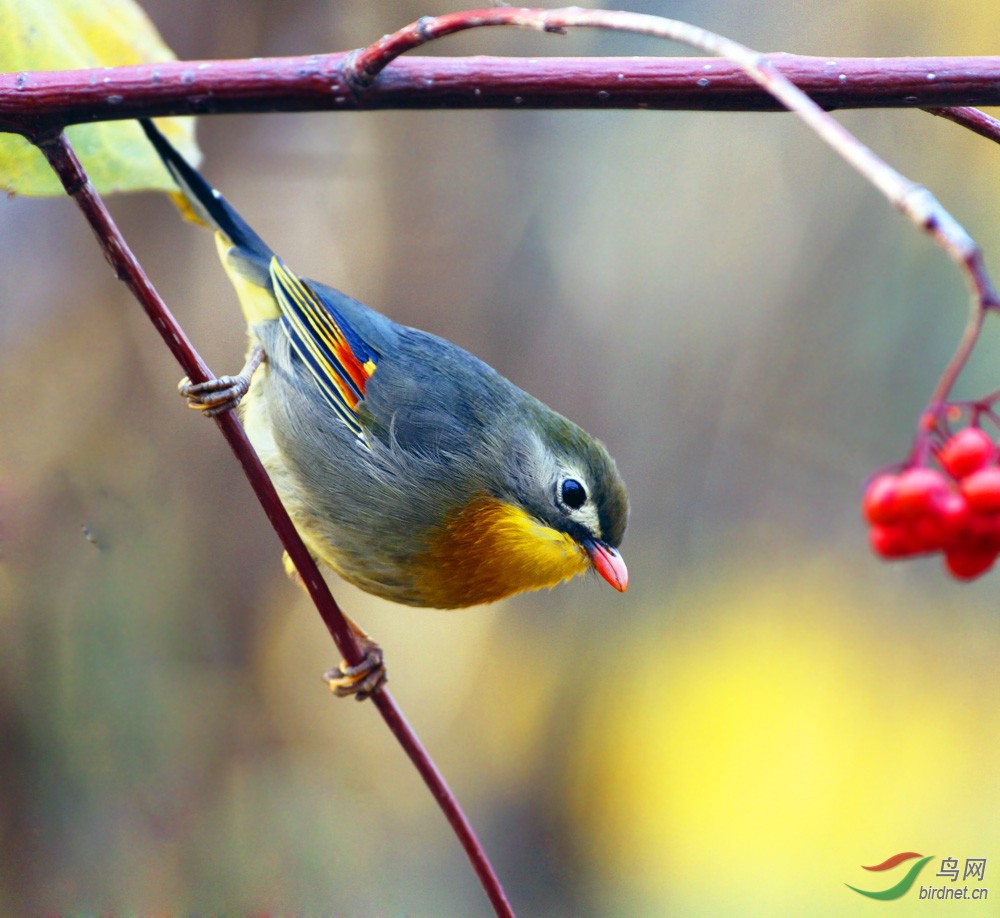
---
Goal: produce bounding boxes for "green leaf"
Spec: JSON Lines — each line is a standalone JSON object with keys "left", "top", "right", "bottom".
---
{"left": 0, "top": 0, "right": 201, "bottom": 196}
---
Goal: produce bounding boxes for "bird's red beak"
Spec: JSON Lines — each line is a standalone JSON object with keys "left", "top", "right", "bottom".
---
{"left": 585, "top": 539, "right": 629, "bottom": 592}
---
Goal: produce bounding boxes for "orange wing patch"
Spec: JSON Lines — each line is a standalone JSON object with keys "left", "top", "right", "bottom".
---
{"left": 270, "top": 257, "right": 378, "bottom": 440}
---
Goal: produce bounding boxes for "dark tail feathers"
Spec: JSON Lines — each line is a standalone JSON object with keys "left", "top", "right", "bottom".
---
{"left": 140, "top": 119, "right": 271, "bottom": 260}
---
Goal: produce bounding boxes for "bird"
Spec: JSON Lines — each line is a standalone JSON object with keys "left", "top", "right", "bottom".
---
{"left": 141, "top": 118, "right": 629, "bottom": 698}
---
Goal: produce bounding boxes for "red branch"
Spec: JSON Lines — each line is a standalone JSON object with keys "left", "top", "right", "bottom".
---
{"left": 3, "top": 54, "right": 1000, "bottom": 132}
{"left": 34, "top": 129, "right": 514, "bottom": 918}
{"left": 927, "top": 105, "right": 1000, "bottom": 146}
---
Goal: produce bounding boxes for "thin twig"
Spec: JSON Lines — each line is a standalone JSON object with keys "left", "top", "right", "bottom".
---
{"left": 907, "top": 105, "right": 1000, "bottom": 461}
{"left": 349, "top": 6, "right": 1000, "bottom": 429}
{"left": 926, "top": 106, "right": 1000, "bottom": 146}
{"left": 34, "top": 128, "right": 514, "bottom": 918}
{"left": 351, "top": 9, "right": 998, "bottom": 303}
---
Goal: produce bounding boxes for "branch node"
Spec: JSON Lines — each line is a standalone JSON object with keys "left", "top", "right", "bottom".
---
{"left": 342, "top": 48, "right": 375, "bottom": 94}
{"left": 416, "top": 15, "right": 437, "bottom": 43}
{"left": 540, "top": 13, "right": 569, "bottom": 36}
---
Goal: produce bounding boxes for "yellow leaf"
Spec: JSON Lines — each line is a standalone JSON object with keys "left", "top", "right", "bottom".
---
{"left": 0, "top": 0, "right": 201, "bottom": 196}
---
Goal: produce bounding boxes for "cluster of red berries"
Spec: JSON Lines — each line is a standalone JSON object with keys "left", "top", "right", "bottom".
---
{"left": 863, "top": 427, "right": 1000, "bottom": 580}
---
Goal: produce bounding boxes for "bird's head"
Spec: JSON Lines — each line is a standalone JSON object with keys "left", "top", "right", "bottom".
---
{"left": 504, "top": 408, "right": 629, "bottom": 593}
{"left": 415, "top": 400, "right": 629, "bottom": 608}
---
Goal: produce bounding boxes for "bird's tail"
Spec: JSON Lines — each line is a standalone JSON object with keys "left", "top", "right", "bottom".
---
{"left": 140, "top": 118, "right": 271, "bottom": 262}
{"left": 142, "top": 118, "right": 283, "bottom": 326}
{"left": 144, "top": 118, "right": 380, "bottom": 435}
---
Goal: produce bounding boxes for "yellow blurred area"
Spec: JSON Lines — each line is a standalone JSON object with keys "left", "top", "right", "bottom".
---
{"left": 3, "top": 0, "right": 1000, "bottom": 914}
{"left": 568, "top": 565, "right": 999, "bottom": 914}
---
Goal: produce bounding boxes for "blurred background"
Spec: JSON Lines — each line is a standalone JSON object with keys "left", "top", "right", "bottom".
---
{"left": 2, "top": 0, "right": 1000, "bottom": 914}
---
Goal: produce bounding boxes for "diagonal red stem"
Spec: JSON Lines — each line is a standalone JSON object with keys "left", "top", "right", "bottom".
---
{"left": 34, "top": 128, "right": 514, "bottom": 918}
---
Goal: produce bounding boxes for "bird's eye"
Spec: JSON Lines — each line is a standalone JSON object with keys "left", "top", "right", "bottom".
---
{"left": 560, "top": 478, "right": 587, "bottom": 510}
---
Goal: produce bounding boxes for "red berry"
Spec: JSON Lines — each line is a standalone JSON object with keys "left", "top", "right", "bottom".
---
{"left": 945, "top": 546, "right": 997, "bottom": 580}
{"left": 908, "top": 516, "right": 947, "bottom": 552}
{"left": 862, "top": 474, "right": 900, "bottom": 524}
{"left": 960, "top": 467, "right": 1000, "bottom": 513}
{"left": 870, "top": 524, "right": 918, "bottom": 558}
{"left": 894, "top": 468, "right": 950, "bottom": 519}
{"left": 958, "top": 512, "right": 1000, "bottom": 552}
{"left": 935, "top": 492, "right": 970, "bottom": 546}
{"left": 938, "top": 428, "right": 994, "bottom": 479}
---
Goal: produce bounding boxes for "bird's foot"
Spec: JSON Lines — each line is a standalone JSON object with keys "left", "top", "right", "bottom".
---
{"left": 281, "top": 553, "right": 386, "bottom": 701}
{"left": 323, "top": 641, "right": 387, "bottom": 701}
{"left": 178, "top": 344, "right": 265, "bottom": 417}
{"left": 178, "top": 374, "right": 250, "bottom": 416}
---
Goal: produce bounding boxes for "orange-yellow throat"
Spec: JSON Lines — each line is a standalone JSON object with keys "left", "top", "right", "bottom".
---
{"left": 419, "top": 495, "right": 590, "bottom": 608}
